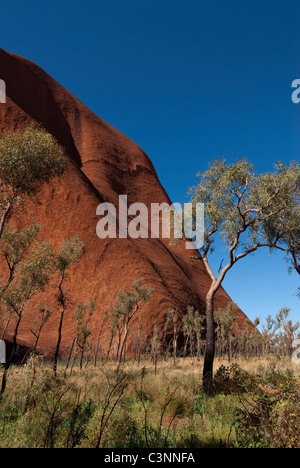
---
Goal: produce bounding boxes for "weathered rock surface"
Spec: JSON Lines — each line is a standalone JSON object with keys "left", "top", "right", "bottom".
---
{"left": 0, "top": 49, "right": 253, "bottom": 357}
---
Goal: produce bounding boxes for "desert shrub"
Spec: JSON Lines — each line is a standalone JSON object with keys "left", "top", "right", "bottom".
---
{"left": 234, "top": 388, "right": 300, "bottom": 448}
{"left": 214, "top": 364, "right": 258, "bottom": 394}
{"left": 64, "top": 400, "right": 95, "bottom": 448}
{"left": 234, "top": 365, "right": 300, "bottom": 448}
{"left": 257, "top": 356, "right": 295, "bottom": 387}
{"left": 102, "top": 411, "right": 145, "bottom": 448}
{"left": 0, "top": 369, "right": 96, "bottom": 448}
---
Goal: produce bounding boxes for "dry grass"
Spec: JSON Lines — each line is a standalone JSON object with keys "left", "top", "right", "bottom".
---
{"left": 0, "top": 355, "right": 299, "bottom": 448}
{"left": 105, "top": 356, "right": 300, "bottom": 379}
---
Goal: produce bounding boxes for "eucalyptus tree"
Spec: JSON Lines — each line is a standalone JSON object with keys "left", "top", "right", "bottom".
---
{"left": 31, "top": 302, "right": 52, "bottom": 355}
{"left": 0, "top": 241, "right": 56, "bottom": 395}
{"left": 0, "top": 125, "right": 66, "bottom": 239}
{"left": 164, "top": 308, "right": 180, "bottom": 366}
{"left": 0, "top": 125, "right": 68, "bottom": 379}
{"left": 215, "top": 302, "right": 237, "bottom": 362}
{"left": 114, "top": 280, "right": 153, "bottom": 369}
{"left": 183, "top": 306, "right": 205, "bottom": 360}
{"left": 0, "top": 125, "right": 66, "bottom": 300}
{"left": 150, "top": 323, "right": 162, "bottom": 375}
{"left": 105, "top": 280, "right": 152, "bottom": 367}
{"left": 260, "top": 315, "right": 280, "bottom": 356}
{"left": 75, "top": 299, "right": 95, "bottom": 370}
{"left": 0, "top": 223, "right": 40, "bottom": 307}
{"left": 190, "top": 159, "right": 300, "bottom": 394}
{"left": 53, "top": 235, "right": 85, "bottom": 376}
{"left": 276, "top": 307, "right": 299, "bottom": 357}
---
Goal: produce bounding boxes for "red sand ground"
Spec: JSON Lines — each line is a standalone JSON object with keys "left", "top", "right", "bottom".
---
{"left": 0, "top": 49, "right": 253, "bottom": 357}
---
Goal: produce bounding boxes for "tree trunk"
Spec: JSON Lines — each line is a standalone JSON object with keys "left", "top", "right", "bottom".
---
{"left": 106, "top": 330, "right": 115, "bottom": 360}
{"left": 173, "top": 338, "right": 177, "bottom": 366}
{"left": 53, "top": 275, "right": 66, "bottom": 376}
{"left": 117, "top": 325, "right": 129, "bottom": 370}
{"left": 66, "top": 337, "right": 76, "bottom": 370}
{"left": 79, "top": 346, "right": 84, "bottom": 370}
{"left": 203, "top": 291, "right": 215, "bottom": 395}
{"left": 0, "top": 203, "right": 11, "bottom": 240}
{"left": 1, "top": 314, "right": 22, "bottom": 396}
{"left": 227, "top": 334, "right": 231, "bottom": 363}
{"left": 94, "top": 333, "right": 101, "bottom": 367}
{"left": 32, "top": 327, "right": 42, "bottom": 355}
{"left": 53, "top": 309, "right": 65, "bottom": 377}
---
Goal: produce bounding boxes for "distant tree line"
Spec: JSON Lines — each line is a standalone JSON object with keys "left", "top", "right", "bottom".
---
{"left": 66, "top": 300, "right": 299, "bottom": 372}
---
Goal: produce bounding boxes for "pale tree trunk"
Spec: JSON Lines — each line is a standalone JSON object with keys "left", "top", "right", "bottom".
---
{"left": 201, "top": 245, "right": 238, "bottom": 394}
{"left": 1, "top": 314, "right": 22, "bottom": 396}
{"left": 227, "top": 333, "right": 231, "bottom": 363}
{"left": 203, "top": 290, "right": 216, "bottom": 395}
{"left": 0, "top": 203, "right": 11, "bottom": 240}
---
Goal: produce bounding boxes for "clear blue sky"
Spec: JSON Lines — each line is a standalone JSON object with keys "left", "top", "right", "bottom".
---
{"left": 0, "top": 0, "right": 299, "bottom": 325}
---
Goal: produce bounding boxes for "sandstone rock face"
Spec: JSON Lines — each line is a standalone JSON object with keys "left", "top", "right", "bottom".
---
{"left": 0, "top": 49, "right": 252, "bottom": 357}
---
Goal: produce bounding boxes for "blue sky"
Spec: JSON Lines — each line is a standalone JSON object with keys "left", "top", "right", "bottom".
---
{"left": 0, "top": 0, "right": 299, "bottom": 325}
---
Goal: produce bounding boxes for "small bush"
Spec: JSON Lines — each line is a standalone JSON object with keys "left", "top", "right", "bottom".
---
{"left": 234, "top": 365, "right": 300, "bottom": 448}
{"left": 214, "top": 364, "right": 258, "bottom": 394}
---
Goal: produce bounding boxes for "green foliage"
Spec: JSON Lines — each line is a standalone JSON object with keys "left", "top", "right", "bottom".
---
{"left": 0, "top": 126, "right": 85, "bottom": 387}
{"left": 53, "top": 235, "right": 85, "bottom": 376}
{"left": 18, "top": 241, "right": 56, "bottom": 291}
{"left": 182, "top": 306, "right": 205, "bottom": 358}
{"left": 35, "top": 303, "right": 52, "bottom": 330}
{"left": 2, "top": 241, "right": 56, "bottom": 315}
{"left": 75, "top": 299, "right": 95, "bottom": 368}
{"left": 148, "top": 325, "right": 163, "bottom": 375}
{"left": 215, "top": 303, "right": 237, "bottom": 338}
{"left": 3, "top": 371, "right": 95, "bottom": 448}
{"left": 114, "top": 280, "right": 153, "bottom": 319}
{"left": 234, "top": 362, "right": 300, "bottom": 448}
{"left": 65, "top": 400, "right": 95, "bottom": 449}
{"left": 214, "top": 364, "right": 258, "bottom": 395}
{"left": 0, "top": 223, "right": 40, "bottom": 267}
{"left": 55, "top": 235, "right": 85, "bottom": 274}
{"left": 107, "top": 280, "right": 153, "bottom": 363}
{"left": 0, "top": 125, "right": 66, "bottom": 197}
{"left": 191, "top": 159, "right": 299, "bottom": 256}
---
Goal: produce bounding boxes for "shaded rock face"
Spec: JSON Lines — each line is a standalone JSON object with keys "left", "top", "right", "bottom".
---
{"left": 0, "top": 49, "right": 253, "bottom": 357}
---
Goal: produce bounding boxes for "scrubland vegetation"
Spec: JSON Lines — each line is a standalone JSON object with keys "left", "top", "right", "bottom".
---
{"left": 0, "top": 356, "right": 299, "bottom": 448}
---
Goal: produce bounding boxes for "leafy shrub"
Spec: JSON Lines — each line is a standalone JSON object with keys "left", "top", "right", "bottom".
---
{"left": 214, "top": 364, "right": 258, "bottom": 394}
{"left": 234, "top": 365, "right": 300, "bottom": 448}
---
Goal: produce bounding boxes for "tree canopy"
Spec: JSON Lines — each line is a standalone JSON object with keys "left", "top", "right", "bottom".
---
{"left": 191, "top": 159, "right": 300, "bottom": 283}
